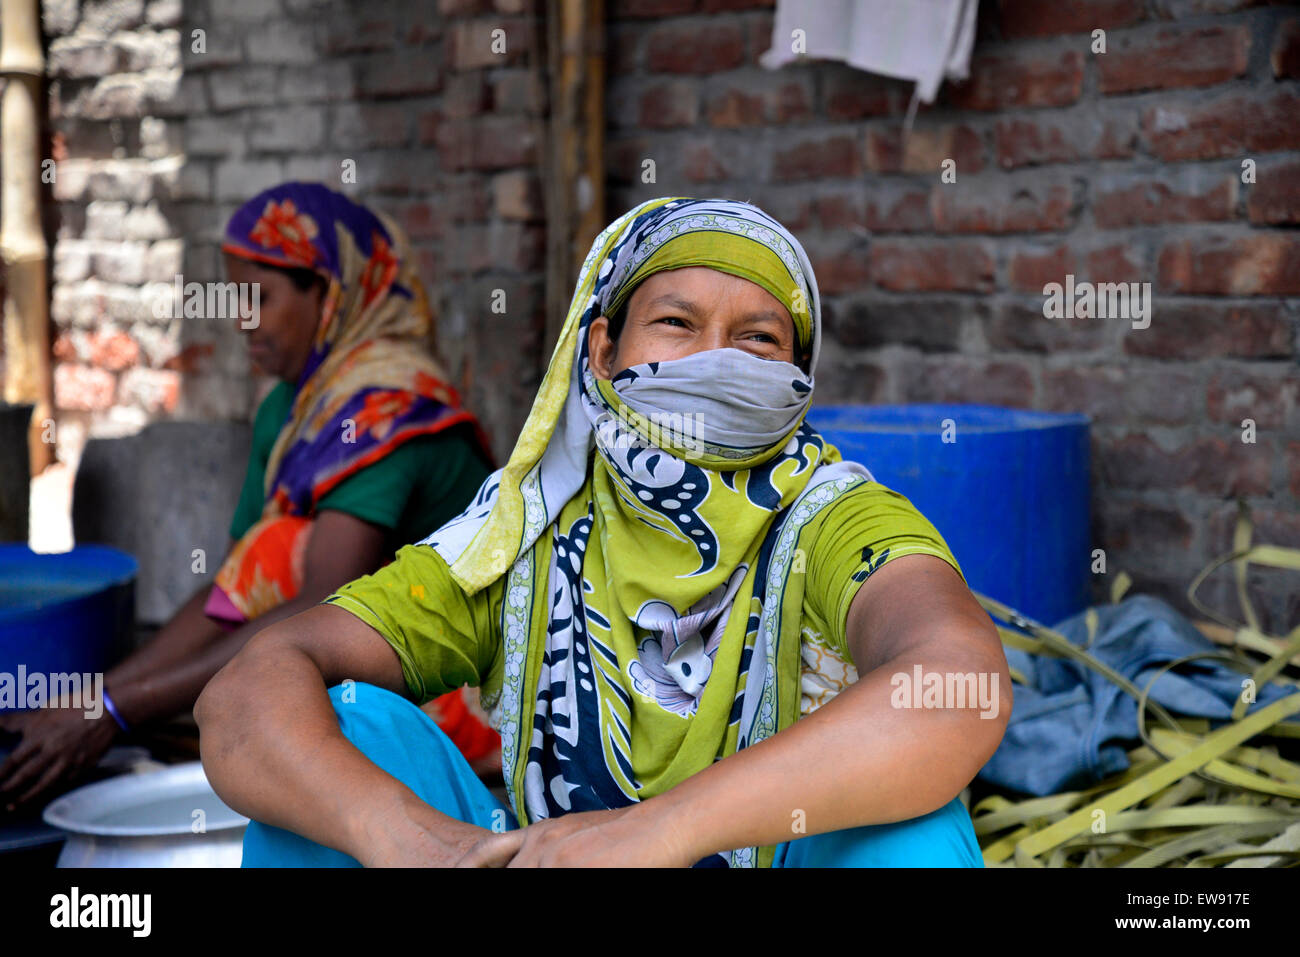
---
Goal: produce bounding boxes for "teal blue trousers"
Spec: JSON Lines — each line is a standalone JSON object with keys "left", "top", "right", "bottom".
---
{"left": 241, "top": 682, "right": 984, "bottom": 868}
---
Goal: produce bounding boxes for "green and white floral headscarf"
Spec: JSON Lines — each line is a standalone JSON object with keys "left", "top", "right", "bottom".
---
{"left": 423, "top": 198, "right": 873, "bottom": 867}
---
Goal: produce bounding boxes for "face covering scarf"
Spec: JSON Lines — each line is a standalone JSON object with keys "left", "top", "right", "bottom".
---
{"left": 422, "top": 197, "right": 873, "bottom": 867}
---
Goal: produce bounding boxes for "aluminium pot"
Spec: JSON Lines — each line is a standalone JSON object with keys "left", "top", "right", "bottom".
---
{"left": 43, "top": 761, "right": 247, "bottom": 867}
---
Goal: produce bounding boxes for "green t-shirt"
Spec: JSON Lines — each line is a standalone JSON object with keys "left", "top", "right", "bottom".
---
{"left": 324, "top": 479, "right": 964, "bottom": 714}
{"left": 230, "top": 380, "right": 492, "bottom": 553}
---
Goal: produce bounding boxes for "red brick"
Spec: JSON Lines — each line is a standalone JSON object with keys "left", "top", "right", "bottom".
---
{"left": 864, "top": 188, "right": 931, "bottom": 232}
{"left": 756, "top": 191, "right": 812, "bottom": 232}
{"left": 607, "top": 136, "right": 652, "bottom": 186}
{"left": 987, "top": 300, "right": 1113, "bottom": 353}
{"left": 810, "top": 248, "right": 871, "bottom": 296}
{"left": 1247, "top": 159, "right": 1300, "bottom": 225}
{"left": 772, "top": 134, "right": 860, "bottom": 180}
{"left": 492, "top": 170, "right": 542, "bottom": 221}
{"left": 1095, "top": 498, "right": 1194, "bottom": 553}
{"left": 1158, "top": 233, "right": 1300, "bottom": 295}
{"left": 1122, "top": 302, "right": 1296, "bottom": 360}
{"left": 417, "top": 107, "right": 441, "bottom": 145}
{"left": 119, "top": 369, "right": 180, "bottom": 415}
{"left": 87, "top": 330, "right": 139, "bottom": 372}
{"left": 995, "top": 117, "right": 1083, "bottom": 168}
{"left": 992, "top": 111, "right": 1137, "bottom": 167}
{"left": 902, "top": 357, "right": 1034, "bottom": 406}
{"left": 946, "top": 50, "right": 1084, "bottom": 110}
{"left": 869, "top": 240, "right": 995, "bottom": 292}
{"left": 865, "top": 124, "right": 984, "bottom": 174}
{"left": 682, "top": 141, "right": 726, "bottom": 182}
{"left": 435, "top": 116, "right": 539, "bottom": 170}
{"left": 1096, "top": 112, "right": 1139, "bottom": 159}
{"left": 445, "top": 177, "right": 490, "bottom": 221}
{"left": 492, "top": 71, "right": 546, "bottom": 114}
{"left": 52, "top": 331, "right": 79, "bottom": 362}
{"left": 931, "top": 181, "right": 1074, "bottom": 233}
{"left": 1009, "top": 244, "right": 1074, "bottom": 293}
{"left": 747, "top": 11, "right": 775, "bottom": 66}
{"left": 447, "top": 18, "right": 532, "bottom": 70}
{"left": 1182, "top": 436, "right": 1272, "bottom": 497}
{"left": 706, "top": 85, "right": 763, "bottom": 127}
{"left": 1222, "top": 507, "right": 1300, "bottom": 559}
{"left": 609, "top": 0, "right": 698, "bottom": 16}
{"left": 827, "top": 296, "right": 974, "bottom": 352}
{"left": 810, "top": 186, "right": 929, "bottom": 233}
{"left": 703, "top": 74, "right": 813, "bottom": 127}
{"left": 391, "top": 199, "right": 444, "bottom": 241}
{"left": 637, "top": 80, "right": 699, "bottom": 128}
{"left": 1272, "top": 17, "right": 1300, "bottom": 78}
{"left": 807, "top": 355, "right": 887, "bottom": 404}
{"left": 55, "top": 363, "right": 115, "bottom": 412}
{"left": 358, "top": 50, "right": 443, "bottom": 98}
{"left": 160, "top": 343, "right": 215, "bottom": 375}
{"left": 1042, "top": 365, "right": 1201, "bottom": 425}
{"left": 1290, "top": 441, "right": 1300, "bottom": 499}
{"left": 1086, "top": 242, "right": 1146, "bottom": 283}
{"left": 442, "top": 73, "right": 490, "bottom": 119}
{"left": 996, "top": 0, "right": 1145, "bottom": 38}
{"left": 810, "top": 192, "right": 861, "bottom": 231}
{"left": 1206, "top": 367, "right": 1299, "bottom": 429}
{"left": 823, "top": 69, "right": 899, "bottom": 119}
{"left": 645, "top": 22, "right": 744, "bottom": 74}
{"left": 322, "top": 15, "right": 396, "bottom": 54}
{"left": 1143, "top": 90, "right": 1300, "bottom": 161}
{"left": 1093, "top": 174, "right": 1236, "bottom": 227}
{"left": 770, "top": 79, "right": 813, "bottom": 124}
{"left": 1097, "top": 25, "right": 1250, "bottom": 94}
{"left": 1099, "top": 433, "right": 1270, "bottom": 496}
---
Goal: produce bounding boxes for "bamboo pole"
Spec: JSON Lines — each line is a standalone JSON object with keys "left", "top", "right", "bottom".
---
{"left": 1, "top": 0, "right": 52, "bottom": 475}
{"left": 542, "top": 0, "right": 606, "bottom": 356}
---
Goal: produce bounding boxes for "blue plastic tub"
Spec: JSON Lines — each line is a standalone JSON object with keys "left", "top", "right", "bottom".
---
{"left": 807, "top": 404, "right": 1091, "bottom": 626}
{"left": 0, "top": 545, "right": 138, "bottom": 703}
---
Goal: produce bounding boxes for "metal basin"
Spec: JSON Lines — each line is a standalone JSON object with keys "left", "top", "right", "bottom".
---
{"left": 43, "top": 762, "right": 247, "bottom": 867}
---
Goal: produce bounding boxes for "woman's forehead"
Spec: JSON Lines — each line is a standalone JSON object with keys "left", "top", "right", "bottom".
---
{"left": 629, "top": 267, "right": 794, "bottom": 318}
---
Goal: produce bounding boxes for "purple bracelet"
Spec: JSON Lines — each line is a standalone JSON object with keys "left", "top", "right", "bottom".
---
{"left": 102, "top": 690, "right": 129, "bottom": 732}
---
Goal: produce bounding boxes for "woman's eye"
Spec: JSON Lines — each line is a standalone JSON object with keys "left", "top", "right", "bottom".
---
{"left": 749, "top": 333, "right": 777, "bottom": 344}
{"left": 656, "top": 316, "right": 687, "bottom": 327}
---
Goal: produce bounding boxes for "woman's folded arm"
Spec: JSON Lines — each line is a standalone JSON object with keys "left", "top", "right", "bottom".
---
{"left": 195, "top": 602, "right": 490, "bottom": 865}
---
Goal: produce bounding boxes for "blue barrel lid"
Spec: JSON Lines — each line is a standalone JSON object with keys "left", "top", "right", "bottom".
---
{"left": 811, "top": 403, "right": 1090, "bottom": 434}
{"left": 0, "top": 545, "right": 138, "bottom": 622}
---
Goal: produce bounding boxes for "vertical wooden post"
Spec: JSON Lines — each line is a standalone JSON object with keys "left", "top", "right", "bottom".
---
{"left": 543, "top": 0, "right": 606, "bottom": 356}
{"left": 1, "top": 0, "right": 52, "bottom": 475}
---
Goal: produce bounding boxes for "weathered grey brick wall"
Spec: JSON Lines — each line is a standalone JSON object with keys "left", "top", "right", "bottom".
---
{"left": 42, "top": 0, "right": 547, "bottom": 468}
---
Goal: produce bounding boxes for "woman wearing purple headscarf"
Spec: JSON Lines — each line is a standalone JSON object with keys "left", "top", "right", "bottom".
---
{"left": 0, "top": 183, "right": 499, "bottom": 812}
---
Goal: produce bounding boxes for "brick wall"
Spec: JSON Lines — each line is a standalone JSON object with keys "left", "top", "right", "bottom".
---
{"left": 606, "top": 0, "right": 1300, "bottom": 630}
{"left": 24, "top": 0, "right": 1300, "bottom": 629}
{"left": 41, "top": 0, "right": 548, "bottom": 466}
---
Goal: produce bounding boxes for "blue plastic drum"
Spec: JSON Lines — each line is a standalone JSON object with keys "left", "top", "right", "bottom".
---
{"left": 807, "top": 404, "right": 1091, "bottom": 626}
{"left": 0, "top": 545, "right": 138, "bottom": 705}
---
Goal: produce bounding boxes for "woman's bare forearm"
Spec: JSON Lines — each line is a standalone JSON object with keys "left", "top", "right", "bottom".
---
{"left": 195, "top": 605, "right": 479, "bottom": 862}
{"left": 109, "top": 591, "right": 336, "bottom": 728}
{"left": 106, "top": 582, "right": 224, "bottom": 686}
{"left": 638, "top": 638, "right": 1010, "bottom": 861}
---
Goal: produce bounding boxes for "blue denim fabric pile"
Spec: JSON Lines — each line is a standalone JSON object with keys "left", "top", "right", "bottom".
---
{"left": 977, "top": 594, "right": 1300, "bottom": 796}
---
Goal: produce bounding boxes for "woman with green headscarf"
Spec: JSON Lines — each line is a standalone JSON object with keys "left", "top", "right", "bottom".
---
{"left": 198, "top": 197, "right": 1011, "bottom": 868}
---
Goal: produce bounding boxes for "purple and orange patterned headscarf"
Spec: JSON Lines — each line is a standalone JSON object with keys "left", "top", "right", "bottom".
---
{"left": 221, "top": 181, "right": 489, "bottom": 521}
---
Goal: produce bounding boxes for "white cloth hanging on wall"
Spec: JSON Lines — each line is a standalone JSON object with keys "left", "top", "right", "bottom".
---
{"left": 760, "top": 0, "right": 980, "bottom": 105}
